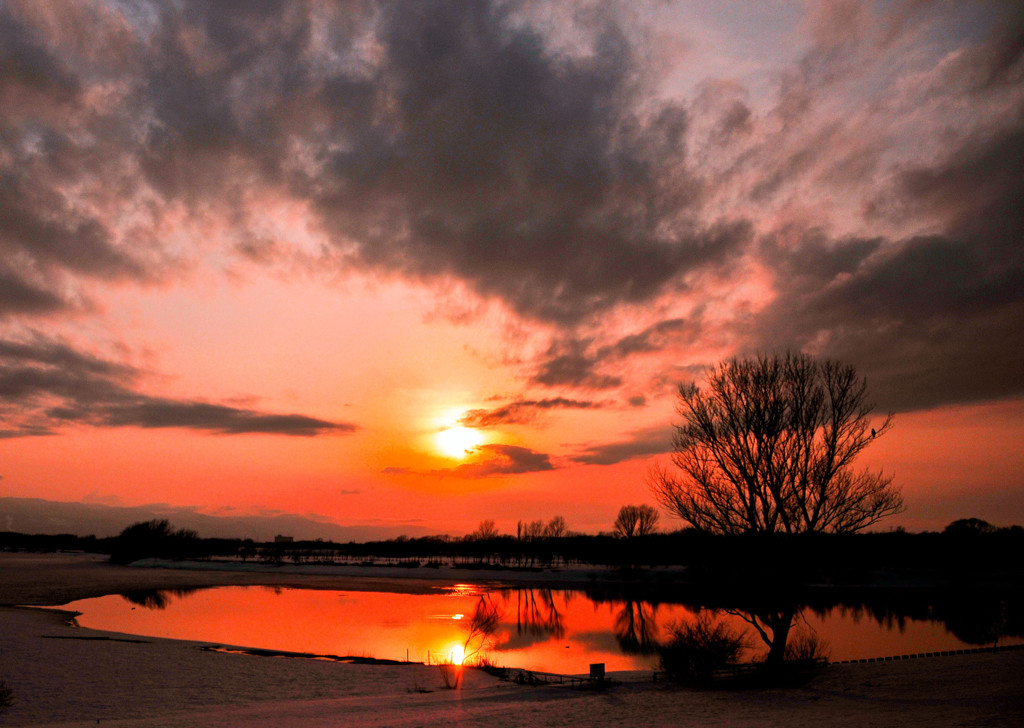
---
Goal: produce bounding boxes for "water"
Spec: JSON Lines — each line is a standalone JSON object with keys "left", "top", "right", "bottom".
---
{"left": 61, "top": 585, "right": 1021, "bottom": 674}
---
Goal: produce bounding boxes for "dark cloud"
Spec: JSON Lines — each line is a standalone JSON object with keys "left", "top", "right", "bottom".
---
{"left": 459, "top": 397, "right": 603, "bottom": 428}
{"left": 1, "top": 0, "right": 1022, "bottom": 417}
{"left": 531, "top": 338, "right": 623, "bottom": 390}
{"left": 938, "top": 4, "right": 1024, "bottom": 93}
{"left": 94, "top": 400, "right": 353, "bottom": 437}
{"left": 0, "top": 265, "right": 68, "bottom": 316}
{"left": 753, "top": 126, "right": 1024, "bottom": 411}
{"left": 531, "top": 317, "right": 701, "bottom": 390}
{"left": 438, "top": 444, "right": 555, "bottom": 478}
{"left": 0, "top": 0, "right": 747, "bottom": 328}
{"left": 570, "top": 426, "right": 672, "bottom": 466}
{"left": 0, "top": 9, "right": 80, "bottom": 111}
{"left": 0, "top": 335, "right": 357, "bottom": 437}
{"left": 0, "top": 424, "right": 55, "bottom": 439}
{"left": 307, "top": 1, "right": 746, "bottom": 324}
{"left": 599, "top": 318, "right": 700, "bottom": 358}
{"left": 0, "top": 173, "right": 144, "bottom": 279}
{"left": 381, "top": 466, "right": 412, "bottom": 476}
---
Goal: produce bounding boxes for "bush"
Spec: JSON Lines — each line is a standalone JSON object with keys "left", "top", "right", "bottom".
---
{"left": 0, "top": 679, "right": 14, "bottom": 713}
{"left": 784, "top": 631, "right": 830, "bottom": 663}
{"left": 109, "top": 519, "right": 200, "bottom": 564}
{"left": 438, "top": 662, "right": 464, "bottom": 689}
{"left": 659, "top": 614, "right": 750, "bottom": 681}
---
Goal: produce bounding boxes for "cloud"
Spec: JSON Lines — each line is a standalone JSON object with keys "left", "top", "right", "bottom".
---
{"left": 305, "top": 1, "right": 751, "bottom": 325}
{"left": 94, "top": 400, "right": 353, "bottom": 436}
{"left": 0, "top": 264, "right": 69, "bottom": 317}
{"left": 0, "top": 334, "right": 357, "bottom": 437}
{"left": 0, "top": 0, "right": 749, "bottom": 329}
{"left": 459, "top": 398, "right": 603, "bottom": 428}
{"left": 1, "top": 0, "right": 1022, "bottom": 416}
{"left": 531, "top": 338, "right": 624, "bottom": 390}
{"left": 750, "top": 122, "right": 1024, "bottom": 411}
{"left": 570, "top": 426, "right": 673, "bottom": 466}
{"left": 381, "top": 467, "right": 412, "bottom": 475}
{"left": 436, "top": 444, "right": 555, "bottom": 478}
{"left": 531, "top": 317, "right": 702, "bottom": 390}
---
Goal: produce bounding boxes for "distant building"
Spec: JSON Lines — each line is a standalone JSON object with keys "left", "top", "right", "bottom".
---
{"left": 274, "top": 535, "right": 294, "bottom": 543}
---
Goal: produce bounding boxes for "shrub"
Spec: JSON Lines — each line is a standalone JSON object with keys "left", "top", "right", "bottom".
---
{"left": 0, "top": 679, "right": 14, "bottom": 713}
{"left": 659, "top": 614, "right": 750, "bottom": 681}
{"left": 438, "top": 662, "right": 464, "bottom": 689}
{"left": 784, "top": 631, "right": 830, "bottom": 663}
{"left": 109, "top": 519, "right": 200, "bottom": 564}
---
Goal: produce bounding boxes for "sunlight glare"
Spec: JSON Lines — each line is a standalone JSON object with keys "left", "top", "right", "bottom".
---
{"left": 436, "top": 426, "right": 483, "bottom": 459}
{"left": 448, "top": 643, "right": 466, "bottom": 664}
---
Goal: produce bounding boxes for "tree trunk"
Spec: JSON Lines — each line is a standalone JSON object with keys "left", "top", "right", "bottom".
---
{"left": 761, "top": 606, "right": 796, "bottom": 667}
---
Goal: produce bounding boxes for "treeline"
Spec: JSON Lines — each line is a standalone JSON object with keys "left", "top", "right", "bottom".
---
{"left": 2, "top": 517, "right": 1023, "bottom": 585}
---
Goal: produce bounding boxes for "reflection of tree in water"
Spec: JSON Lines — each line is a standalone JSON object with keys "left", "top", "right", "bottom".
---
{"left": 512, "top": 589, "right": 566, "bottom": 639}
{"left": 805, "top": 589, "right": 1024, "bottom": 647}
{"left": 725, "top": 604, "right": 813, "bottom": 665}
{"left": 459, "top": 593, "right": 504, "bottom": 663}
{"left": 119, "top": 588, "right": 203, "bottom": 610}
{"left": 591, "top": 586, "right": 829, "bottom": 667}
{"left": 938, "top": 593, "right": 1021, "bottom": 645}
{"left": 614, "top": 600, "right": 661, "bottom": 656}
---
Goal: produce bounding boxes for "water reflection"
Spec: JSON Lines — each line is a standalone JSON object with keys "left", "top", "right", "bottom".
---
{"left": 614, "top": 600, "right": 660, "bottom": 656}
{"left": 120, "top": 587, "right": 205, "bottom": 610}
{"left": 512, "top": 589, "right": 565, "bottom": 640}
{"left": 461, "top": 594, "right": 503, "bottom": 662}
{"left": 72, "top": 584, "right": 1024, "bottom": 673}
{"left": 727, "top": 605, "right": 802, "bottom": 664}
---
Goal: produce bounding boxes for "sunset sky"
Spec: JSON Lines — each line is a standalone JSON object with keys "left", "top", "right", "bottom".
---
{"left": 1, "top": 0, "right": 1022, "bottom": 537}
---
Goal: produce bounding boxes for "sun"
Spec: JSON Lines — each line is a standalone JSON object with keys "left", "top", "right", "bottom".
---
{"left": 436, "top": 426, "right": 483, "bottom": 459}
{"left": 447, "top": 643, "right": 466, "bottom": 665}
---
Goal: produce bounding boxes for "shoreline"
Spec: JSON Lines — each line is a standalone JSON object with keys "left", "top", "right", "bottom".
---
{"left": 2, "top": 552, "right": 1023, "bottom": 727}
{"left": 7, "top": 551, "right": 1019, "bottom": 609}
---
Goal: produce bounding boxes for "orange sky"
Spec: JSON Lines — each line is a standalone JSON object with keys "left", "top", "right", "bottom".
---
{"left": 1, "top": 1, "right": 1022, "bottom": 536}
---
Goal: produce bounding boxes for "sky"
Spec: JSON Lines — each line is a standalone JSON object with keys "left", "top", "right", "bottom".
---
{"left": 1, "top": 0, "right": 1022, "bottom": 537}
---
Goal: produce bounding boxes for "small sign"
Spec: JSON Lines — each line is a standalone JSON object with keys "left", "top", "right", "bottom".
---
{"left": 590, "top": 663, "right": 605, "bottom": 680}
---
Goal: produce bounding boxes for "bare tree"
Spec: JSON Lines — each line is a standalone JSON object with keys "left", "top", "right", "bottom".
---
{"left": 651, "top": 353, "right": 902, "bottom": 535}
{"left": 614, "top": 505, "right": 660, "bottom": 538}
{"left": 543, "top": 515, "right": 567, "bottom": 538}
{"left": 469, "top": 519, "right": 499, "bottom": 540}
{"left": 518, "top": 519, "right": 546, "bottom": 541}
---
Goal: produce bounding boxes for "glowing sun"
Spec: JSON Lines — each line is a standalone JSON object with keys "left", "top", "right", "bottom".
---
{"left": 436, "top": 426, "right": 483, "bottom": 459}
{"left": 447, "top": 643, "right": 466, "bottom": 664}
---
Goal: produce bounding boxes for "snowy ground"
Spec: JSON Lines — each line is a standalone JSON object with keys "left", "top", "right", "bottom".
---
{"left": 1, "top": 553, "right": 1022, "bottom": 727}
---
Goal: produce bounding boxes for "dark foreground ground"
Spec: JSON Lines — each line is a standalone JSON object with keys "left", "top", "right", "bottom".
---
{"left": 1, "top": 553, "right": 1022, "bottom": 727}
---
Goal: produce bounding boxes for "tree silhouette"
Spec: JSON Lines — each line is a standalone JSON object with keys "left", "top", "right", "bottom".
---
{"left": 109, "top": 519, "right": 200, "bottom": 564}
{"left": 543, "top": 516, "right": 567, "bottom": 538}
{"left": 614, "top": 505, "right": 660, "bottom": 538}
{"left": 514, "top": 589, "right": 565, "bottom": 639}
{"left": 613, "top": 599, "right": 660, "bottom": 655}
{"left": 652, "top": 353, "right": 902, "bottom": 535}
{"left": 944, "top": 518, "right": 995, "bottom": 536}
{"left": 469, "top": 519, "right": 499, "bottom": 540}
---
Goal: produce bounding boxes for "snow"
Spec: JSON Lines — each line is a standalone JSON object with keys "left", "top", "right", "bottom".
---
{"left": 1, "top": 553, "right": 1021, "bottom": 727}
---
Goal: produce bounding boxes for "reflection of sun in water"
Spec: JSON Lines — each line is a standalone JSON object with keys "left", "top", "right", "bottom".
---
{"left": 436, "top": 426, "right": 483, "bottom": 459}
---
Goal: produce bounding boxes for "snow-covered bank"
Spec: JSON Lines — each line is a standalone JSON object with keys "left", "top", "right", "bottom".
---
{"left": 1, "top": 553, "right": 1022, "bottom": 727}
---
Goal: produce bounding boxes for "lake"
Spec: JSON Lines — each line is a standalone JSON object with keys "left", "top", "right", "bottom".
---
{"left": 61, "top": 584, "right": 1021, "bottom": 674}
